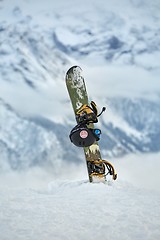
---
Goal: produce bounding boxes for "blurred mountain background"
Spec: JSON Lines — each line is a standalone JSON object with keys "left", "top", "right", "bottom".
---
{"left": 0, "top": 0, "right": 160, "bottom": 174}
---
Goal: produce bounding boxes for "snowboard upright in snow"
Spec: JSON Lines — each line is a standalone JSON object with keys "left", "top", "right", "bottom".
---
{"left": 66, "top": 66, "right": 117, "bottom": 182}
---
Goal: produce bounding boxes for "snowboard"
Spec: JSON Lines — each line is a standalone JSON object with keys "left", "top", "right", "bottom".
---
{"left": 65, "top": 66, "right": 117, "bottom": 182}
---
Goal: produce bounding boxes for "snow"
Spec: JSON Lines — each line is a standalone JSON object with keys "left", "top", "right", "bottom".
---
{"left": 1, "top": 181, "right": 160, "bottom": 240}
{"left": 0, "top": 1, "right": 160, "bottom": 238}
{"left": 0, "top": 153, "right": 160, "bottom": 240}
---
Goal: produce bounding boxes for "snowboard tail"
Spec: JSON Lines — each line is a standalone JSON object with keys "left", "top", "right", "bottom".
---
{"left": 66, "top": 66, "right": 117, "bottom": 182}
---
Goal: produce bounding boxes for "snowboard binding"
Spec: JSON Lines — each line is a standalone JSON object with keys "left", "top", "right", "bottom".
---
{"left": 87, "top": 159, "right": 117, "bottom": 181}
{"left": 69, "top": 101, "right": 105, "bottom": 147}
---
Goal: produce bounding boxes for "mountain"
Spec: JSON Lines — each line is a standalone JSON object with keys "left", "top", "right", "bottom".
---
{"left": 100, "top": 97, "right": 160, "bottom": 157}
{"left": 0, "top": 98, "right": 65, "bottom": 171}
{"left": 0, "top": 0, "right": 160, "bottom": 171}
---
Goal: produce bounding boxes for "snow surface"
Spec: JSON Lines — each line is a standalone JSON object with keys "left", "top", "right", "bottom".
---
{"left": 1, "top": 153, "right": 160, "bottom": 240}
{"left": 1, "top": 181, "right": 160, "bottom": 240}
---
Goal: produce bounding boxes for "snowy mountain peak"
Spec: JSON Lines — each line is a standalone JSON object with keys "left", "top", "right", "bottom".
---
{"left": 0, "top": 0, "right": 160, "bottom": 172}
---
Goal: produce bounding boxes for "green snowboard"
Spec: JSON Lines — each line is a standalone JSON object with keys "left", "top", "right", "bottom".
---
{"left": 65, "top": 66, "right": 117, "bottom": 182}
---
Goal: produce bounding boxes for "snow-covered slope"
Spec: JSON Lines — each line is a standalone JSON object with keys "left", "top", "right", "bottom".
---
{"left": 1, "top": 151, "right": 160, "bottom": 240}
{"left": 0, "top": 174, "right": 160, "bottom": 240}
{"left": 1, "top": 152, "right": 160, "bottom": 240}
{"left": 0, "top": 0, "right": 160, "bottom": 171}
